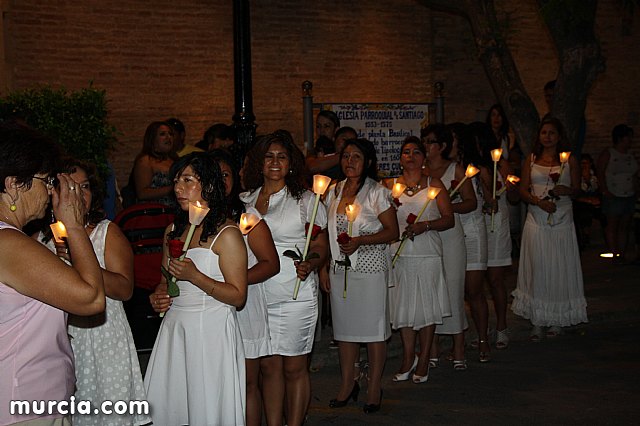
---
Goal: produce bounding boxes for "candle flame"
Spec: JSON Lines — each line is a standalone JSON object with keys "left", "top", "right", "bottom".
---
{"left": 491, "top": 148, "right": 503, "bottom": 162}
{"left": 465, "top": 164, "right": 480, "bottom": 178}
{"left": 507, "top": 175, "right": 520, "bottom": 184}
{"left": 559, "top": 152, "right": 571, "bottom": 163}
{"left": 345, "top": 204, "right": 359, "bottom": 222}
{"left": 391, "top": 182, "right": 407, "bottom": 199}
{"left": 312, "top": 175, "right": 331, "bottom": 195}
{"left": 239, "top": 213, "right": 260, "bottom": 235}
{"left": 427, "top": 186, "right": 441, "bottom": 200}
{"left": 188, "top": 200, "right": 210, "bottom": 225}
{"left": 50, "top": 221, "right": 67, "bottom": 243}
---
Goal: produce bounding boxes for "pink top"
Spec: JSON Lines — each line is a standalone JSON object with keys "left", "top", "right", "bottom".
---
{"left": 0, "top": 222, "right": 75, "bottom": 425}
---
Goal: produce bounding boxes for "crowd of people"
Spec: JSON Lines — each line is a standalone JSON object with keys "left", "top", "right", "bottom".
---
{"left": 0, "top": 104, "right": 635, "bottom": 425}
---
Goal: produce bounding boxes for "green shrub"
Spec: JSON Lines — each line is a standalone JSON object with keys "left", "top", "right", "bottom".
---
{"left": 0, "top": 84, "right": 117, "bottom": 179}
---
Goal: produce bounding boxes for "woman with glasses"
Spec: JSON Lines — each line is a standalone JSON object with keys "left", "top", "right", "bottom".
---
{"left": 0, "top": 123, "right": 105, "bottom": 426}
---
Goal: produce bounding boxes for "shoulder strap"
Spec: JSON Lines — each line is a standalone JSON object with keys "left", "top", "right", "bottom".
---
{"left": 209, "top": 224, "right": 239, "bottom": 249}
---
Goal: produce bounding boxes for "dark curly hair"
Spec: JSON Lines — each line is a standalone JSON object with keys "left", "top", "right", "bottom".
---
{"left": 168, "top": 152, "right": 228, "bottom": 244}
{"left": 207, "top": 149, "right": 245, "bottom": 223}
{"left": 243, "top": 130, "right": 307, "bottom": 200}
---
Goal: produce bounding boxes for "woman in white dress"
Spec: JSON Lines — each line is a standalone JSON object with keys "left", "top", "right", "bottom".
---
{"left": 241, "top": 131, "right": 328, "bottom": 426}
{"left": 44, "top": 159, "right": 150, "bottom": 426}
{"left": 512, "top": 116, "right": 588, "bottom": 339}
{"left": 448, "top": 123, "right": 491, "bottom": 367}
{"left": 152, "top": 149, "right": 280, "bottom": 426}
{"left": 471, "top": 122, "right": 518, "bottom": 358}
{"left": 320, "top": 138, "right": 398, "bottom": 413}
{"left": 422, "top": 124, "right": 474, "bottom": 369}
{"left": 144, "top": 152, "right": 248, "bottom": 426}
{"left": 383, "top": 136, "right": 453, "bottom": 383}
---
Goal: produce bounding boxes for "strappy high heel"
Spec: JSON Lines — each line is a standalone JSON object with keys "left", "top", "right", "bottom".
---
{"left": 329, "top": 381, "right": 360, "bottom": 408}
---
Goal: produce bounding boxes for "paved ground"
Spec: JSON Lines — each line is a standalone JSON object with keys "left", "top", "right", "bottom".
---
{"left": 304, "top": 233, "right": 640, "bottom": 425}
{"left": 138, "top": 228, "right": 640, "bottom": 425}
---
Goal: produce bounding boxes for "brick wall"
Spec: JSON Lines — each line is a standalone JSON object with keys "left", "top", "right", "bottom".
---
{"left": 2, "top": 1, "right": 639, "bottom": 184}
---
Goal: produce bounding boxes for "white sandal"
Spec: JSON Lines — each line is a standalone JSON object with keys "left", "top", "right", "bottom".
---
{"left": 496, "top": 329, "right": 509, "bottom": 350}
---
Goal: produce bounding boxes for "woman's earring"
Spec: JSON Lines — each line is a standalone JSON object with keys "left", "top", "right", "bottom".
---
{"left": 289, "top": 169, "right": 293, "bottom": 174}
{"left": 9, "top": 193, "right": 17, "bottom": 212}
{"left": 421, "top": 164, "right": 426, "bottom": 169}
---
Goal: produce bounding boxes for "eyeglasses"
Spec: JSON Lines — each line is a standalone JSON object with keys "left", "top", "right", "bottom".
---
{"left": 32, "top": 175, "right": 56, "bottom": 189}
{"left": 423, "top": 139, "right": 439, "bottom": 145}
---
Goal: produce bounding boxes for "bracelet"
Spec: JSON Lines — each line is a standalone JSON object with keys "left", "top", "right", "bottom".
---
{"left": 425, "top": 221, "right": 431, "bottom": 232}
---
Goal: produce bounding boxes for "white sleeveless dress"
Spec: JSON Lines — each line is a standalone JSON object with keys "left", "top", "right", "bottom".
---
{"left": 237, "top": 206, "right": 272, "bottom": 359}
{"left": 435, "top": 163, "right": 469, "bottom": 334}
{"left": 144, "top": 225, "right": 246, "bottom": 426}
{"left": 44, "top": 220, "right": 150, "bottom": 426}
{"left": 390, "top": 180, "right": 451, "bottom": 329}
{"left": 485, "top": 172, "right": 512, "bottom": 267}
{"left": 458, "top": 176, "right": 488, "bottom": 271}
{"left": 512, "top": 159, "right": 588, "bottom": 326}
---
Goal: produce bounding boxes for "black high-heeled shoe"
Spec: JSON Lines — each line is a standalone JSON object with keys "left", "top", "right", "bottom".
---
{"left": 329, "top": 381, "right": 360, "bottom": 408}
{"left": 363, "top": 389, "right": 383, "bottom": 414}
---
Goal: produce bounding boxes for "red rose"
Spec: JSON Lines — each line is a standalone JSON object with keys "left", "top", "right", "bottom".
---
{"left": 305, "top": 223, "right": 322, "bottom": 240}
{"left": 337, "top": 232, "right": 352, "bottom": 245}
{"left": 451, "top": 180, "right": 460, "bottom": 190}
{"left": 168, "top": 239, "right": 184, "bottom": 258}
{"left": 406, "top": 213, "right": 418, "bottom": 224}
{"left": 393, "top": 197, "right": 402, "bottom": 208}
{"left": 550, "top": 172, "right": 560, "bottom": 183}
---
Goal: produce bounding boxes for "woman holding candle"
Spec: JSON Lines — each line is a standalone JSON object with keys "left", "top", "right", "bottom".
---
{"left": 241, "top": 131, "right": 328, "bottom": 426}
{"left": 320, "top": 138, "right": 399, "bottom": 412}
{"left": 40, "top": 158, "right": 150, "bottom": 426}
{"left": 0, "top": 123, "right": 105, "bottom": 426}
{"left": 144, "top": 152, "right": 248, "bottom": 425}
{"left": 472, "top": 121, "right": 518, "bottom": 354}
{"left": 383, "top": 136, "right": 453, "bottom": 383}
{"left": 152, "top": 149, "right": 279, "bottom": 426}
{"left": 422, "top": 123, "right": 474, "bottom": 369}
{"left": 512, "top": 116, "right": 587, "bottom": 340}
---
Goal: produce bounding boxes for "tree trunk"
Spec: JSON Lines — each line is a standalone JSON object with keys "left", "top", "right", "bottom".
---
{"left": 417, "top": 0, "right": 605, "bottom": 156}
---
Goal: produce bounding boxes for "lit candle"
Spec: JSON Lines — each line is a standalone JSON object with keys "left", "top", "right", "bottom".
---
{"left": 391, "top": 182, "right": 407, "bottom": 199}
{"left": 343, "top": 204, "right": 359, "bottom": 298}
{"left": 497, "top": 175, "right": 520, "bottom": 196}
{"left": 239, "top": 212, "right": 260, "bottom": 235}
{"left": 559, "top": 151, "right": 571, "bottom": 164}
{"left": 167, "top": 200, "right": 210, "bottom": 298}
{"left": 293, "top": 174, "right": 331, "bottom": 300}
{"left": 392, "top": 186, "right": 441, "bottom": 266}
{"left": 50, "top": 221, "right": 67, "bottom": 243}
{"left": 449, "top": 164, "right": 480, "bottom": 198}
{"left": 490, "top": 148, "right": 503, "bottom": 232}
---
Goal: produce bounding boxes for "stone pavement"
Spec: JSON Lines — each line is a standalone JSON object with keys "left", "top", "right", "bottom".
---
{"left": 304, "top": 232, "right": 640, "bottom": 425}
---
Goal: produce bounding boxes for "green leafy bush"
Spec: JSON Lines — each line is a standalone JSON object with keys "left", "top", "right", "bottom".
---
{"left": 0, "top": 84, "right": 117, "bottom": 178}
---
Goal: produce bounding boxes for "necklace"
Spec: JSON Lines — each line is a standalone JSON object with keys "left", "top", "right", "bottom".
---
{"left": 405, "top": 183, "right": 422, "bottom": 196}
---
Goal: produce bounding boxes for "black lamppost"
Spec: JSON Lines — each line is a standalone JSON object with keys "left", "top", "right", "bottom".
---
{"left": 232, "top": 0, "right": 256, "bottom": 153}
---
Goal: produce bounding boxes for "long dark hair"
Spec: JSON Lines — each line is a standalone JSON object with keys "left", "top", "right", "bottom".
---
{"left": 467, "top": 121, "right": 498, "bottom": 169}
{"left": 486, "top": 104, "right": 510, "bottom": 138}
{"left": 207, "top": 149, "right": 245, "bottom": 223}
{"left": 139, "top": 121, "right": 178, "bottom": 160}
{"left": 338, "top": 138, "right": 379, "bottom": 195}
{"left": 243, "top": 130, "right": 307, "bottom": 200}
{"left": 532, "top": 116, "right": 571, "bottom": 158}
{"left": 168, "top": 152, "right": 228, "bottom": 244}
